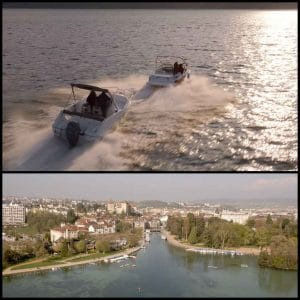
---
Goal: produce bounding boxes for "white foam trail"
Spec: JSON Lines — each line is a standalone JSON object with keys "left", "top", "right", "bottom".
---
{"left": 67, "top": 131, "right": 129, "bottom": 171}
{"left": 132, "top": 75, "right": 233, "bottom": 114}
{"left": 3, "top": 74, "right": 233, "bottom": 171}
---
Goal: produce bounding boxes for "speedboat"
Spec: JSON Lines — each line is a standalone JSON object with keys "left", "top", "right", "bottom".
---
{"left": 52, "top": 83, "right": 129, "bottom": 147}
{"left": 148, "top": 56, "right": 190, "bottom": 87}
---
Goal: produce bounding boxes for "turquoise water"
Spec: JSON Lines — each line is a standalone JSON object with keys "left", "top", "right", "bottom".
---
{"left": 3, "top": 234, "right": 297, "bottom": 297}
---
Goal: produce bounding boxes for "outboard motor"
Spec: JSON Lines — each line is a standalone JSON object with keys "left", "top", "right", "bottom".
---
{"left": 66, "top": 121, "right": 81, "bottom": 147}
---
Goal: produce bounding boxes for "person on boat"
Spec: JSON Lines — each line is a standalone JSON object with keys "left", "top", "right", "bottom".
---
{"left": 87, "top": 89, "right": 96, "bottom": 113}
{"left": 178, "top": 63, "right": 184, "bottom": 74}
{"left": 173, "top": 62, "right": 179, "bottom": 74}
{"left": 97, "top": 91, "right": 112, "bottom": 118}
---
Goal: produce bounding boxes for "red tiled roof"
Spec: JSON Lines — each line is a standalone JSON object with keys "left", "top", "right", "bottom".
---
{"left": 52, "top": 225, "right": 79, "bottom": 232}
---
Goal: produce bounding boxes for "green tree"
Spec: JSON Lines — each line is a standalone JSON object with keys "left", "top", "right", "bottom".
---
{"left": 4, "top": 249, "right": 20, "bottom": 264}
{"left": 246, "top": 219, "right": 255, "bottom": 228}
{"left": 74, "top": 240, "right": 86, "bottom": 253}
{"left": 188, "top": 226, "right": 198, "bottom": 244}
{"left": 257, "top": 235, "right": 298, "bottom": 270}
{"left": 60, "top": 241, "right": 69, "bottom": 257}
{"left": 258, "top": 250, "right": 271, "bottom": 268}
{"left": 215, "top": 222, "right": 230, "bottom": 249}
{"left": 256, "top": 227, "right": 270, "bottom": 250}
{"left": 116, "top": 220, "right": 124, "bottom": 233}
{"left": 95, "top": 240, "right": 111, "bottom": 253}
{"left": 183, "top": 217, "right": 193, "bottom": 241}
{"left": 195, "top": 216, "right": 205, "bottom": 237}
{"left": 266, "top": 214, "right": 273, "bottom": 225}
{"left": 167, "top": 216, "right": 183, "bottom": 239}
{"left": 33, "top": 239, "right": 47, "bottom": 257}
{"left": 43, "top": 232, "right": 51, "bottom": 243}
{"left": 66, "top": 209, "right": 77, "bottom": 224}
{"left": 281, "top": 218, "right": 290, "bottom": 230}
{"left": 127, "top": 235, "right": 140, "bottom": 247}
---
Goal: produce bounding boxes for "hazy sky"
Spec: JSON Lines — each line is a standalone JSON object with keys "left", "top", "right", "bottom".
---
{"left": 2, "top": 174, "right": 297, "bottom": 203}
{"left": 3, "top": 2, "right": 297, "bottom": 9}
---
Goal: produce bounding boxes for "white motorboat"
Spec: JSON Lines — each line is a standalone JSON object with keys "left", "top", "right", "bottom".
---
{"left": 52, "top": 83, "right": 129, "bottom": 147}
{"left": 110, "top": 254, "right": 129, "bottom": 263}
{"left": 208, "top": 265, "right": 218, "bottom": 269}
{"left": 148, "top": 56, "right": 190, "bottom": 87}
{"left": 145, "top": 233, "right": 150, "bottom": 242}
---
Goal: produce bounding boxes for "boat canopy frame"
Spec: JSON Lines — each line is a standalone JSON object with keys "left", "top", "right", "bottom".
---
{"left": 71, "top": 83, "right": 109, "bottom": 93}
{"left": 155, "top": 56, "right": 188, "bottom": 70}
{"left": 70, "top": 83, "right": 118, "bottom": 112}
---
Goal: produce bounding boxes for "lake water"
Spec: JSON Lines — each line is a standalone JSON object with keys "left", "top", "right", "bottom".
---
{"left": 3, "top": 233, "right": 298, "bottom": 297}
{"left": 3, "top": 9, "right": 297, "bottom": 171}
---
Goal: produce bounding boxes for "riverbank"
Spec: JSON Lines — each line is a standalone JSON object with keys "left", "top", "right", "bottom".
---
{"left": 3, "top": 246, "right": 141, "bottom": 277}
{"left": 161, "top": 229, "right": 261, "bottom": 256}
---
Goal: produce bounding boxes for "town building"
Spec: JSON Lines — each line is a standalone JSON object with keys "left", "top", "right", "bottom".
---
{"left": 88, "top": 220, "right": 116, "bottom": 234}
{"left": 106, "top": 201, "right": 132, "bottom": 215}
{"left": 50, "top": 225, "right": 82, "bottom": 242}
{"left": 220, "top": 210, "right": 251, "bottom": 225}
{"left": 2, "top": 204, "right": 26, "bottom": 225}
{"left": 148, "top": 219, "right": 161, "bottom": 229}
{"left": 160, "top": 215, "right": 168, "bottom": 227}
{"left": 133, "top": 219, "right": 146, "bottom": 229}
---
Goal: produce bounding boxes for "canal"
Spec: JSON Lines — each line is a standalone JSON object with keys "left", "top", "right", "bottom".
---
{"left": 3, "top": 233, "right": 297, "bottom": 297}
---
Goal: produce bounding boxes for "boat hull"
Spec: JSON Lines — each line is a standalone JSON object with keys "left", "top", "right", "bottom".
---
{"left": 148, "top": 70, "right": 189, "bottom": 87}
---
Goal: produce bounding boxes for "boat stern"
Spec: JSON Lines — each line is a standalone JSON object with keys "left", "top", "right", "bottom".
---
{"left": 148, "top": 74, "right": 174, "bottom": 87}
{"left": 52, "top": 111, "right": 68, "bottom": 138}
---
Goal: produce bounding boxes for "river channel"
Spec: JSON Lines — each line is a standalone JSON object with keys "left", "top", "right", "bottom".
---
{"left": 2, "top": 233, "right": 297, "bottom": 297}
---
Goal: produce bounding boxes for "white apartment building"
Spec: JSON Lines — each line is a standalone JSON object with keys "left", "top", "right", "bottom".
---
{"left": 88, "top": 221, "right": 116, "bottom": 234}
{"left": 220, "top": 210, "right": 251, "bottom": 225}
{"left": 50, "top": 225, "right": 80, "bottom": 242}
{"left": 2, "top": 204, "right": 26, "bottom": 225}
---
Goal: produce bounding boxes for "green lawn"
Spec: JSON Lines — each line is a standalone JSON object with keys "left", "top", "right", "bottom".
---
{"left": 67, "top": 253, "right": 105, "bottom": 262}
{"left": 11, "top": 260, "right": 65, "bottom": 270}
{"left": 66, "top": 250, "right": 122, "bottom": 262}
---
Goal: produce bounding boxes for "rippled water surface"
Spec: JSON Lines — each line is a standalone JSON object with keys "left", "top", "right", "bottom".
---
{"left": 3, "top": 9, "right": 297, "bottom": 170}
{"left": 3, "top": 234, "right": 298, "bottom": 297}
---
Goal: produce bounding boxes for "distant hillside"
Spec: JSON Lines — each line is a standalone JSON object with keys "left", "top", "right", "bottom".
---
{"left": 136, "top": 200, "right": 181, "bottom": 209}
{"left": 197, "top": 198, "right": 297, "bottom": 209}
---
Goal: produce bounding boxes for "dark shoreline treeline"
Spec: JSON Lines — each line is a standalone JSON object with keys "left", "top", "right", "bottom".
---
{"left": 2, "top": 2, "right": 298, "bottom": 10}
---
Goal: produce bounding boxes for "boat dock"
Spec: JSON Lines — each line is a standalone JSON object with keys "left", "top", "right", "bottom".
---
{"left": 186, "top": 248, "right": 243, "bottom": 256}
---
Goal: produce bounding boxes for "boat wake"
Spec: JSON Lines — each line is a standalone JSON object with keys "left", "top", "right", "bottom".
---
{"left": 3, "top": 74, "right": 233, "bottom": 171}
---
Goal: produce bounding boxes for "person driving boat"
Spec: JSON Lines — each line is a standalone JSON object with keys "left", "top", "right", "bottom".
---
{"left": 97, "top": 91, "right": 112, "bottom": 118}
{"left": 173, "top": 61, "right": 179, "bottom": 74}
{"left": 86, "top": 89, "right": 96, "bottom": 113}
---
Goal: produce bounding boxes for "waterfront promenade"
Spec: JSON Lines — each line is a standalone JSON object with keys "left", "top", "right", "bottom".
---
{"left": 3, "top": 246, "right": 141, "bottom": 277}
{"left": 161, "top": 229, "right": 261, "bottom": 255}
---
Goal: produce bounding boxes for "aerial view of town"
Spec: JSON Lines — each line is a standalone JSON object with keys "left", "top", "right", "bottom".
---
{"left": 2, "top": 174, "right": 298, "bottom": 297}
